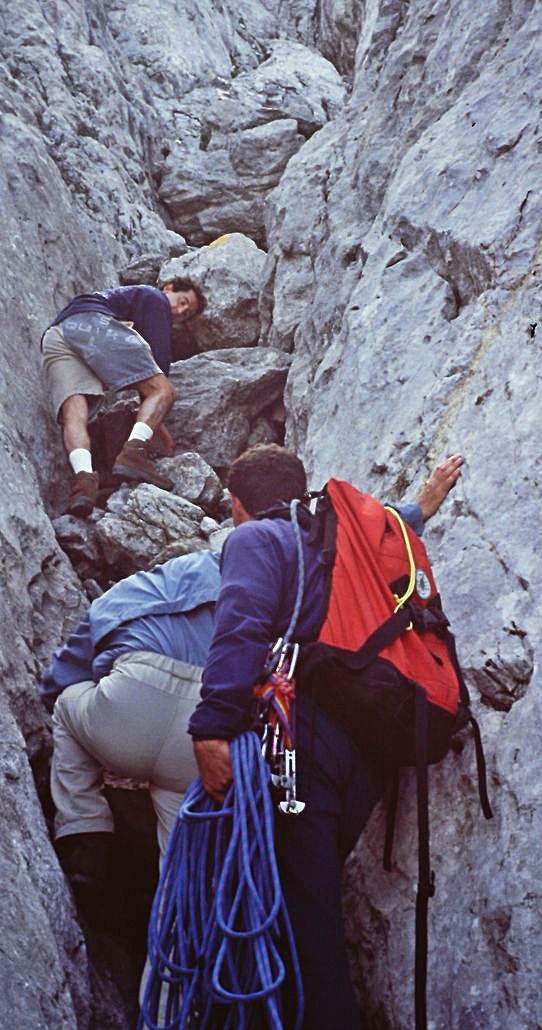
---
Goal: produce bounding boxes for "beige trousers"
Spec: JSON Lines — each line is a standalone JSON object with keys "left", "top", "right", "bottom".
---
{"left": 51, "top": 650, "right": 201, "bottom": 856}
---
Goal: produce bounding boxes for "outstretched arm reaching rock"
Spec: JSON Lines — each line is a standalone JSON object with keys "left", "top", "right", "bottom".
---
{"left": 417, "top": 454, "right": 464, "bottom": 521}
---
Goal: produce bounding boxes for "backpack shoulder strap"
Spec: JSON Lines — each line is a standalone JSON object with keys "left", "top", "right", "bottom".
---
{"left": 307, "top": 485, "right": 337, "bottom": 566}
{"left": 256, "top": 499, "right": 314, "bottom": 530}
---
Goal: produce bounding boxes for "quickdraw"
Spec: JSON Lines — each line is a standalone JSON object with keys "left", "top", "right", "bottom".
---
{"left": 254, "top": 640, "right": 305, "bottom": 816}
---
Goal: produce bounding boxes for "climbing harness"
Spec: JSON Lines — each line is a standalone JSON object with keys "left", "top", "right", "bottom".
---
{"left": 139, "top": 731, "right": 304, "bottom": 1029}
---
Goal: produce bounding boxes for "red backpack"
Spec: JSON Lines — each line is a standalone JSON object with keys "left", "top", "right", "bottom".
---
{"left": 295, "top": 479, "right": 492, "bottom": 1030}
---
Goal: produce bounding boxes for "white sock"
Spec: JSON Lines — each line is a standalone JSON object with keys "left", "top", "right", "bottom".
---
{"left": 128, "top": 422, "right": 154, "bottom": 443}
{"left": 69, "top": 448, "right": 93, "bottom": 474}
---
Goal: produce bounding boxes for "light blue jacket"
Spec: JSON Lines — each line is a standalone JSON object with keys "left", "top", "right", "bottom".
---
{"left": 89, "top": 549, "right": 221, "bottom": 647}
{"left": 40, "top": 550, "right": 221, "bottom": 710}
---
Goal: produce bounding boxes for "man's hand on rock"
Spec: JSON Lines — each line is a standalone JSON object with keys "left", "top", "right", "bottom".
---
{"left": 417, "top": 454, "right": 464, "bottom": 521}
{"left": 193, "top": 739, "right": 233, "bottom": 803}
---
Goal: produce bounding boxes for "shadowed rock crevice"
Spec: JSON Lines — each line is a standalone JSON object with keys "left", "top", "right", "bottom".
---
{"left": 469, "top": 627, "right": 534, "bottom": 712}
{"left": 393, "top": 218, "right": 495, "bottom": 319}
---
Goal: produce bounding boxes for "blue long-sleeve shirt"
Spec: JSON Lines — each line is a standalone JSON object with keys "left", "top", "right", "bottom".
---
{"left": 51, "top": 285, "right": 173, "bottom": 374}
{"left": 188, "top": 502, "right": 424, "bottom": 740}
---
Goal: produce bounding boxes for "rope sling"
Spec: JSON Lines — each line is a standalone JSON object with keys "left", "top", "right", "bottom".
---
{"left": 139, "top": 501, "right": 306, "bottom": 1029}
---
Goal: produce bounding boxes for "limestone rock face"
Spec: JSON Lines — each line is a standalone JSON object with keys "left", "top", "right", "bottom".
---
{"left": 1, "top": 0, "right": 541, "bottom": 1026}
{"left": 0, "top": 407, "right": 91, "bottom": 1027}
{"left": 157, "top": 39, "right": 346, "bottom": 244}
{"left": 261, "top": 2, "right": 542, "bottom": 1026}
{"left": 167, "top": 347, "right": 292, "bottom": 470}
{"left": 0, "top": 700, "right": 92, "bottom": 1029}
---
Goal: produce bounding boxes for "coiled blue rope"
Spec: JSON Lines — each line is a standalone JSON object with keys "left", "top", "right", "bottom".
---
{"left": 139, "top": 731, "right": 304, "bottom": 1029}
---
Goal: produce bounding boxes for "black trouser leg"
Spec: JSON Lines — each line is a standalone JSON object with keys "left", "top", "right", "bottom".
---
{"left": 275, "top": 697, "right": 385, "bottom": 1030}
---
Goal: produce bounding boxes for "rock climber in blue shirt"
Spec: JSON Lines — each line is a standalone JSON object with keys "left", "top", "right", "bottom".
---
{"left": 188, "top": 444, "right": 463, "bottom": 1030}
{"left": 40, "top": 278, "right": 205, "bottom": 516}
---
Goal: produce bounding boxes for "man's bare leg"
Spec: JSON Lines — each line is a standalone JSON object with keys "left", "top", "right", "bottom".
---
{"left": 61, "top": 394, "right": 92, "bottom": 455}
{"left": 417, "top": 454, "right": 463, "bottom": 521}
{"left": 134, "top": 373, "right": 176, "bottom": 430}
{"left": 60, "top": 395, "right": 99, "bottom": 515}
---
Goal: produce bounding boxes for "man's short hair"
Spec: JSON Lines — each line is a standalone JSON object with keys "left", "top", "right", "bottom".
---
{"left": 162, "top": 277, "right": 206, "bottom": 315}
{"left": 228, "top": 444, "right": 307, "bottom": 516}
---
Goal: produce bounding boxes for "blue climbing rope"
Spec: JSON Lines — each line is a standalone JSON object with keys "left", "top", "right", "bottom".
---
{"left": 139, "top": 731, "right": 304, "bottom": 1029}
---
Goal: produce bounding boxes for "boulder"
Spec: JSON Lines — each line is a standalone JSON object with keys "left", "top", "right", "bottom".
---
{"left": 159, "top": 234, "right": 267, "bottom": 350}
{"left": 94, "top": 484, "right": 210, "bottom": 575}
{"left": 118, "top": 232, "right": 189, "bottom": 285}
{"left": 166, "top": 347, "right": 292, "bottom": 471}
{"left": 156, "top": 451, "right": 225, "bottom": 515}
{"left": 159, "top": 118, "right": 303, "bottom": 246}
{"left": 157, "top": 39, "right": 346, "bottom": 245}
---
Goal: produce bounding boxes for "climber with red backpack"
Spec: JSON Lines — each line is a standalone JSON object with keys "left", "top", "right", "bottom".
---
{"left": 189, "top": 443, "right": 491, "bottom": 1029}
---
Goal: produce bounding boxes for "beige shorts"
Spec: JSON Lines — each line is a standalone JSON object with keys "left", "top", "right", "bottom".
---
{"left": 41, "top": 322, "right": 104, "bottom": 424}
{"left": 41, "top": 313, "right": 162, "bottom": 424}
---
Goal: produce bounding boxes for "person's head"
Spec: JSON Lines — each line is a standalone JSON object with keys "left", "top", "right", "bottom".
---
{"left": 161, "top": 277, "right": 206, "bottom": 327}
{"left": 227, "top": 444, "right": 307, "bottom": 524}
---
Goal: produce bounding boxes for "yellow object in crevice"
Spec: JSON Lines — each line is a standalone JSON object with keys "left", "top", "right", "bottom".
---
{"left": 207, "top": 234, "right": 232, "bottom": 248}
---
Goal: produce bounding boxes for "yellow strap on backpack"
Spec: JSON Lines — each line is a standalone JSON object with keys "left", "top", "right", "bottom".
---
{"left": 384, "top": 506, "right": 416, "bottom": 617}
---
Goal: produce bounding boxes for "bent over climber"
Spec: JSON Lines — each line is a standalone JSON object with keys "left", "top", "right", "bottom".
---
{"left": 41, "top": 548, "right": 221, "bottom": 911}
{"left": 40, "top": 278, "right": 205, "bottom": 515}
{"left": 189, "top": 444, "right": 463, "bottom": 1029}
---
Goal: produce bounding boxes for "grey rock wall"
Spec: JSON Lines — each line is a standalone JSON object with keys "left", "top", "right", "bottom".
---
{"left": 1, "top": 0, "right": 541, "bottom": 1025}
{"left": 262, "top": 1, "right": 542, "bottom": 1026}
{"left": 0, "top": 3, "right": 337, "bottom": 1022}
{"left": 0, "top": 695, "right": 91, "bottom": 1028}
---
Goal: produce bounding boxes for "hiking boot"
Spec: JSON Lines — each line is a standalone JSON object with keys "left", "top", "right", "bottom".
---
{"left": 67, "top": 471, "right": 99, "bottom": 516}
{"left": 112, "top": 439, "right": 174, "bottom": 491}
{"left": 55, "top": 831, "right": 113, "bottom": 889}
